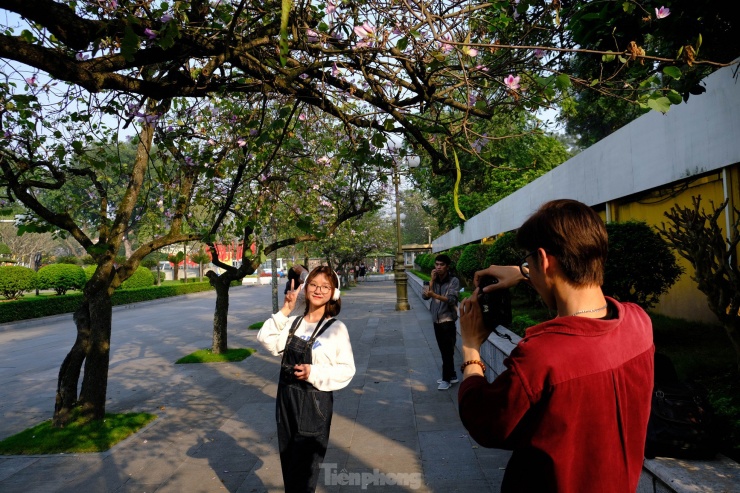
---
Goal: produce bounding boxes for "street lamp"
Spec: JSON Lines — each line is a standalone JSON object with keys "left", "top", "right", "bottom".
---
{"left": 393, "top": 154, "right": 420, "bottom": 311}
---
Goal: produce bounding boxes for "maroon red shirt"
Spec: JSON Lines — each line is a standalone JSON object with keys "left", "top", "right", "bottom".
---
{"left": 459, "top": 298, "right": 654, "bottom": 493}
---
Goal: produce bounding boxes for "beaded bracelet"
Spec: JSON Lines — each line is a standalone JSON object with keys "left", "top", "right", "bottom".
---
{"left": 461, "top": 360, "right": 486, "bottom": 373}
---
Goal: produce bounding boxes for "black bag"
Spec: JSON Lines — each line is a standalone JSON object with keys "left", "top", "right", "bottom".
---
{"left": 644, "top": 354, "right": 719, "bottom": 460}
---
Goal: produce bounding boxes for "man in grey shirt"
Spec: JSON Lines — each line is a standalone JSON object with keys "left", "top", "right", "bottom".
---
{"left": 422, "top": 254, "right": 460, "bottom": 390}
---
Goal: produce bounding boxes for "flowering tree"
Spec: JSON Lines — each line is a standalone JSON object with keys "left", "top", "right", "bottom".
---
{"left": 0, "top": 0, "right": 735, "bottom": 426}
{"left": 1, "top": 0, "right": 731, "bottom": 171}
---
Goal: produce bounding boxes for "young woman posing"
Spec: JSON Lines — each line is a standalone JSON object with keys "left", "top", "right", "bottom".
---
{"left": 257, "top": 266, "right": 355, "bottom": 492}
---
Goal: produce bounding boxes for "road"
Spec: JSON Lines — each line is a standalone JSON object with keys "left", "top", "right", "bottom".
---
{"left": 0, "top": 285, "right": 276, "bottom": 441}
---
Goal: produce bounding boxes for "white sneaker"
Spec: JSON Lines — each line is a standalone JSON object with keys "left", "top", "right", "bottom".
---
{"left": 437, "top": 378, "right": 459, "bottom": 384}
{"left": 437, "top": 381, "right": 451, "bottom": 390}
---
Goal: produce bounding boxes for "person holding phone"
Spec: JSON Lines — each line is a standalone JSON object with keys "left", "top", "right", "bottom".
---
{"left": 422, "top": 254, "right": 460, "bottom": 390}
{"left": 257, "top": 266, "right": 355, "bottom": 492}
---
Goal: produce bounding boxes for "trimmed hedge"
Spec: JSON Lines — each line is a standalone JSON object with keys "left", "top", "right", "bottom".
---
{"left": 0, "top": 266, "right": 37, "bottom": 300}
{"left": 36, "top": 264, "right": 86, "bottom": 295}
{"left": 0, "top": 281, "right": 218, "bottom": 324}
{"left": 120, "top": 266, "right": 155, "bottom": 290}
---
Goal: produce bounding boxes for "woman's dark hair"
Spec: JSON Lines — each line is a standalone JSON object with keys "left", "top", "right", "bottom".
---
{"left": 516, "top": 199, "right": 608, "bottom": 287}
{"left": 304, "top": 265, "right": 342, "bottom": 317}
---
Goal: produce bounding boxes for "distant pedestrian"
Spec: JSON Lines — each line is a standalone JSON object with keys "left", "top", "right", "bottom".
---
{"left": 258, "top": 266, "right": 355, "bottom": 493}
{"left": 422, "top": 254, "right": 460, "bottom": 390}
{"left": 359, "top": 262, "right": 366, "bottom": 281}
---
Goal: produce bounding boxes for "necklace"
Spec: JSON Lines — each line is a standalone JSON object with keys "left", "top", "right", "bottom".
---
{"left": 571, "top": 303, "right": 608, "bottom": 317}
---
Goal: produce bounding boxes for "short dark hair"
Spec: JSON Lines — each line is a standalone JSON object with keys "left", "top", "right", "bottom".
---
{"left": 304, "top": 266, "right": 342, "bottom": 317}
{"left": 435, "top": 254, "right": 452, "bottom": 266}
{"left": 516, "top": 199, "right": 607, "bottom": 287}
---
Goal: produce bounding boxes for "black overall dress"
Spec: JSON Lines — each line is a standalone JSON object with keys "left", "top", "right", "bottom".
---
{"left": 277, "top": 315, "right": 336, "bottom": 493}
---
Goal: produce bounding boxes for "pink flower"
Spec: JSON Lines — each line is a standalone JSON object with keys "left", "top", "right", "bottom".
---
{"left": 75, "top": 52, "right": 88, "bottom": 61}
{"left": 331, "top": 62, "right": 340, "bottom": 77}
{"left": 144, "top": 28, "right": 157, "bottom": 40}
{"left": 326, "top": 1, "right": 336, "bottom": 15}
{"left": 160, "top": 14, "right": 173, "bottom": 23}
{"left": 462, "top": 46, "right": 478, "bottom": 57}
{"left": 475, "top": 65, "right": 489, "bottom": 72}
{"left": 237, "top": 138, "right": 247, "bottom": 147}
{"left": 504, "top": 74, "right": 521, "bottom": 90}
{"left": 534, "top": 49, "right": 545, "bottom": 59}
{"left": 317, "top": 156, "right": 331, "bottom": 166}
{"left": 354, "top": 22, "right": 376, "bottom": 38}
{"left": 354, "top": 22, "right": 376, "bottom": 47}
{"left": 26, "top": 75, "right": 37, "bottom": 86}
{"left": 299, "top": 113, "right": 307, "bottom": 121}
{"left": 306, "top": 29, "right": 320, "bottom": 43}
{"left": 655, "top": 6, "right": 670, "bottom": 19}
{"left": 440, "top": 36, "right": 453, "bottom": 53}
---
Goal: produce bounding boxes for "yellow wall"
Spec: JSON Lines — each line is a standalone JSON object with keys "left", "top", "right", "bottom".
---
{"left": 600, "top": 166, "right": 738, "bottom": 323}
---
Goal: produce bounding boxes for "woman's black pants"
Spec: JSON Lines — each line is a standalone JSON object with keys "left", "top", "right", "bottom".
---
{"left": 276, "top": 382, "right": 333, "bottom": 493}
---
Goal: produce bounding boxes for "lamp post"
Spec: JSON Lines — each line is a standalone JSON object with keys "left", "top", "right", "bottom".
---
{"left": 393, "top": 165, "right": 410, "bottom": 311}
{"left": 392, "top": 154, "right": 420, "bottom": 311}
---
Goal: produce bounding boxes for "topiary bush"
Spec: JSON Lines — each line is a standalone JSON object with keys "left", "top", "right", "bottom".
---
{"left": 56, "top": 255, "right": 80, "bottom": 265}
{"left": 36, "top": 264, "right": 86, "bottom": 295}
{"left": 456, "top": 244, "right": 489, "bottom": 287}
{"left": 0, "top": 266, "right": 36, "bottom": 300}
{"left": 120, "top": 266, "right": 155, "bottom": 290}
{"left": 484, "top": 231, "right": 521, "bottom": 266}
{"left": 603, "top": 221, "right": 684, "bottom": 309}
{"left": 83, "top": 265, "right": 96, "bottom": 281}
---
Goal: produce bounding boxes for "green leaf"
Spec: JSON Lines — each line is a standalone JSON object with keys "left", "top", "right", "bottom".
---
{"left": 20, "top": 30, "right": 36, "bottom": 43}
{"left": 371, "top": 133, "right": 387, "bottom": 148}
{"left": 396, "top": 37, "right": 409, "bottom": 51}
{"left": 662, "top": 66, "right": 682, "bottom": 80}
{"left": 121, "top": 25, "right": 140, "bottom": 62}
{"left": 666, "top": 89, "right": 683, "bottom": 105}
{"left": 602, "top": 53, "right": 616, "bottom": 63}
{"left": 297, "top": 217, "right": 313, "bottom": 233}
{"left": 554, "top": 74, "right": 571, "bottom": 90}
{"left": 647, "top": 96, "right": 671, "bottom": 114}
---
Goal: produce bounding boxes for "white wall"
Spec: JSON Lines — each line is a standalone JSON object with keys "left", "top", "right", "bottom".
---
{"left": 435, "top": 63, "right": 740, "bottom": 250}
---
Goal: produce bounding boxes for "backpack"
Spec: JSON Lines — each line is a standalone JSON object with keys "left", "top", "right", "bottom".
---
{"left": 644, "top": 353, "right": 719, "bottom": 460}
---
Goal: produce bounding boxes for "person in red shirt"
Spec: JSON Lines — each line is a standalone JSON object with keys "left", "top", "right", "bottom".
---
{"left": 458, "top": 199, "right": 654, "bottom": 493}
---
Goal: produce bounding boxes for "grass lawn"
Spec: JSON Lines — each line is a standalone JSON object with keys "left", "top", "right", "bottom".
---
{"left": 0, "top": 412, "right": 156, "bottom": 455}
{"left": 175, "top": 347, "right": 255, "bottom": 364}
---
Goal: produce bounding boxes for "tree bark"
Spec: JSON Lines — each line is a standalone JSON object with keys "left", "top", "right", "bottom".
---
{"left": 207, "top": 270, "right": 230, "bottom": 354}
{"left": 53, "top": 301, "right": 92, "bottom": 427}
{"left": 78, "top": 289, "right": 113, "bottom": 420}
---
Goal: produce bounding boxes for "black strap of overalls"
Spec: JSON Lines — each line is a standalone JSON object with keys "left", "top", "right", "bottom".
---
{"left": 279, "top": 314, "right": 336, "bottom": 353}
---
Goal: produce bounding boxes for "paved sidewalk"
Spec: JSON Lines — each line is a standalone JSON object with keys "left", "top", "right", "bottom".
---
{"left": 0, "top": 281, "right": 509, "bottom": 492}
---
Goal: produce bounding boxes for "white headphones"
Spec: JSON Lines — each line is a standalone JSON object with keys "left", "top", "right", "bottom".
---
{"left": 301, "top": 268, "right": 341, "bottom": 301}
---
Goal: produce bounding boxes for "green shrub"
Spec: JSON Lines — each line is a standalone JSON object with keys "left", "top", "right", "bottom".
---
{"left": 36, "top": 264, "right": 86, "bottom": 295}
{"left": 120, "top": 266, "right": 155, "bottom": 290}
{"left": 603, "top": 221, "right": 684, "bottom": 309}
{"left": 0, "top": 266, "right": 36, "bottom": 300}
{"left": 0, "top": 281, "right": 216, "bottom": 324}
{"left": 456, "top": 244, "right": 489, "bottom": 287}
{"left": 484, "top": 231, "right": 521, "bottom": 266}
{"left": 83, "top": 265, "right": 96, "bottom": 281}
{"left": 56, "top": 255, "right": 80, "bottom": 265}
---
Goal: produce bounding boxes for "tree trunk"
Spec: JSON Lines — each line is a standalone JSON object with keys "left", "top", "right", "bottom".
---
{"left": 173, "top": 263, "right": 179, "bottom": 281}
{"left": 52, "top": 285, "right": 114, "bottom": 425}
{"left": 207, "top": 271, "right": 229, "bottom": 354}
{"left": 53, "top": 301, "right": 92, "bottom": 427}
{"left": 78, "top": 290, "right": 113, "bottom": 420}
